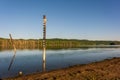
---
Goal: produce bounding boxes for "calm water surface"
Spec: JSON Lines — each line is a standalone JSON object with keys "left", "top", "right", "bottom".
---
{"left": 0, "top": 48, "right": 120, "bottom": 78}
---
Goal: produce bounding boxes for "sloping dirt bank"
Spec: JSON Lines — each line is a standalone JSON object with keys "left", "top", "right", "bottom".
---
{"left": 3, "top": 57, "right": 120, "bottom": 80}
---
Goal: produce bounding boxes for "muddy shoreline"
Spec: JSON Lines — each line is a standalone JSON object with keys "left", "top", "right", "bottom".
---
{"left": 2, "top": 57, "right": 120, "bottom": 80}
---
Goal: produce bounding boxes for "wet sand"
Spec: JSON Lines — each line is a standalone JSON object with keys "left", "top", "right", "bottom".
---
{"left": 3, "top": 57, "right": 120, "bottom": 80}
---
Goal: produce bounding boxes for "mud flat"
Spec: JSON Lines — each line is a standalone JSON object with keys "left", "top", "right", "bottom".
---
{"left": 2, "top": 57, "right": 120, "bottom": 80}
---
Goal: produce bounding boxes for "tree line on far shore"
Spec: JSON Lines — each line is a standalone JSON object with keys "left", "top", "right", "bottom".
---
{"left": 0, "top": 38, "right": 120, "bottom": 50}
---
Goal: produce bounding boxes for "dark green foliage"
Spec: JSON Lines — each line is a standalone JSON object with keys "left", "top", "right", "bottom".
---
{"left": 0, "top": 38, "right": 120, "bottom": 50}
{"left": 110, "top": 42, "right": 116, "bottom": 45}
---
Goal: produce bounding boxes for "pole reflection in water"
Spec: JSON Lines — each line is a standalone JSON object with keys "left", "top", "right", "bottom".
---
{"left": 42, "top": 47, "right": 46, "bottom": 72}
{"left": 8, "top": 52, "right": 16, "bottom": 71}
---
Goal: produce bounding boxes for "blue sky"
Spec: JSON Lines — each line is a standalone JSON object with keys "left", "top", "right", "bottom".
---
{"left": 0, "top": 0, "right": 120, "bottom": 40}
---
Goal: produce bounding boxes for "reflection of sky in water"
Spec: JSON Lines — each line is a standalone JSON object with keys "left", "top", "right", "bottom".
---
{"left": 0, "top": 48, "right": 120, "bottom": 78}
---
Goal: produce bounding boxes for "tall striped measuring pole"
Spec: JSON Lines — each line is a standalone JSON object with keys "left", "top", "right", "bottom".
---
{"left": 42, "top": 15, "right": 47, "bottom": 72}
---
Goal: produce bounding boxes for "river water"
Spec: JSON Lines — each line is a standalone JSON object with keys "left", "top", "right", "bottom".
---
{"left": 0, "top": 48, "right": 120, "bottom": 78}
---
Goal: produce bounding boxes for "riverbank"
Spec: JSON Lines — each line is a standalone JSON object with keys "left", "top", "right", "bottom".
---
{"left": 3, "top": 57, "right": 120, "bottom": 80}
